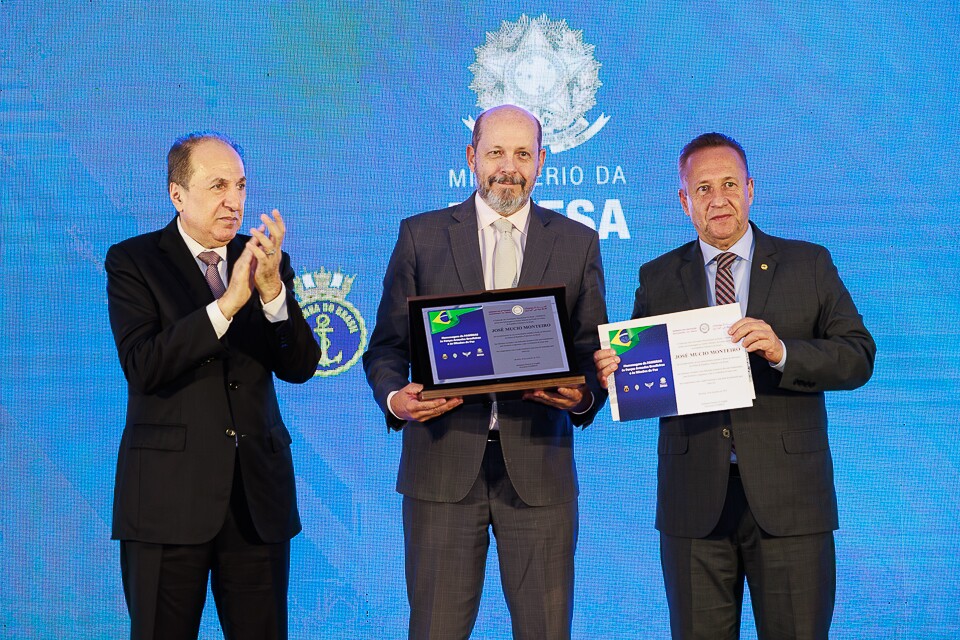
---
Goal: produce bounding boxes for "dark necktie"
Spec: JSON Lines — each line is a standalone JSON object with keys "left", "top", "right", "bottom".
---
{"left": 198, "top": 251, "right": 226, "bottom": 299}
{"left": 715, "top": 252, "right": 737, "bottom": 306}
{"left": 715, "top": 251, "right": 740, "bottom": 460}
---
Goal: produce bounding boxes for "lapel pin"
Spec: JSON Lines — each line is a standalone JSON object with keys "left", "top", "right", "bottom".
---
{"left": 760, "top": 263, "right": 769, "bottom": 270}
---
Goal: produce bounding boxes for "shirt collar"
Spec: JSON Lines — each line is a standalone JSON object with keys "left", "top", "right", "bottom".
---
{"left": 176, "top": 216, "right": 228, "bottom": 261}
{"left": 700, "top": 223, "right": 754, "bottom": 266}
{"left": 474, "top": 192, "right": 531, "bottom": 236}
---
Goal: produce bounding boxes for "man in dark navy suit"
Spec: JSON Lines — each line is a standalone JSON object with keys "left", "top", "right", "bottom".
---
{"left": 106, "top": 132, "right": 320, "bottom": 640}
{"left": 596, "top": 133, "right": 875, "bottom": 640}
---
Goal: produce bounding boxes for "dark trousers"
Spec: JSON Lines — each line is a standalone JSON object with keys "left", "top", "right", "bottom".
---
{"left": 402, "top": 438, "right": 578, "bottom": 640}
{"left": 120, "top": 460, "right": 290, "bottom": 640}
{"left": 660, "top": 465, "right": 835, "bottom": 640}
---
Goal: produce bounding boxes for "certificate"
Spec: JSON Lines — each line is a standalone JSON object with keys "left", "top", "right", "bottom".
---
{"left": 409, "top": 286, "right": 585, "bottom": 399}
{"left": 598, "top": 304, "right": 754, "bottom": 421}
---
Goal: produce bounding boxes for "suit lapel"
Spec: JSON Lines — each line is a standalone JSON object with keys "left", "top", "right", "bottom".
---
{"left": 746, "top": 223, "right": 778, "bottom": 318}
{"left": 449, "top": 197, "right": 485, "bottom": 292}
{"left": 679, "top": 240, "right": 709, "bottom": 309}
{"left": 517, "top": 203, "right": 556, "bottom": 287}
{"left": 158, "top": 217, "right": 216, "bottom": 309}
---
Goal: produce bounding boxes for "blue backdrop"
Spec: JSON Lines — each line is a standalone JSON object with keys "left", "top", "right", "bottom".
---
{"left": 2, "top": 1, "right": 957, "bottom": 638}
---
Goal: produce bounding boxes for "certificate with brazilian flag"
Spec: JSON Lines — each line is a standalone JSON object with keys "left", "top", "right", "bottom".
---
{"left": 599, "top": 304, "right": 754, "bottom": 421}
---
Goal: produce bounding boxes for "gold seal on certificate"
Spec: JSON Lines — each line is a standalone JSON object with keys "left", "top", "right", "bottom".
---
{"left": 408, "top": 286, "right": 586, "bottom": 400}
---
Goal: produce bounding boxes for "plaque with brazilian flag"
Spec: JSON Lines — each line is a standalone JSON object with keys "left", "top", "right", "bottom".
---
{"left": 408, "top": 286, "right": 586, "bottom": 400}
{"left": 427, "top": 306, "right": 495, "bottom": 381}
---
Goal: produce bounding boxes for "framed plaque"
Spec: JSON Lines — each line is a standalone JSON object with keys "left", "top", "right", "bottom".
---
{"left": 408, "top": 285, "right": 586, "bottom": 400}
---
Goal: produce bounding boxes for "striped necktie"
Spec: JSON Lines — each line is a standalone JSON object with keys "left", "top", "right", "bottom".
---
{"left": 715, "top": 252, "right": 737, "bottom": 306}
{"left": 715, "top": 251, "right": 740, "bottom": 461}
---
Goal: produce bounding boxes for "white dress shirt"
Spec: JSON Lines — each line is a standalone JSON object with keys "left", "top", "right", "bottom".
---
{"left": 176, "top": 217, "right": 288, "bottom": 339}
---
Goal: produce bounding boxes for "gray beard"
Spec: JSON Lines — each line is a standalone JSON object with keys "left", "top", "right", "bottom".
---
{"left": 476, "top": 175, "right": 531, "bottom": 215}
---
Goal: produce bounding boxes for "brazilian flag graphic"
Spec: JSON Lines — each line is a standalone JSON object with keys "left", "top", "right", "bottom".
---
{"left": 428, "top": 307, "right": 482, "bottom": 334}
{"left": 608, "top": 326, "right": 654, "bottom": 355}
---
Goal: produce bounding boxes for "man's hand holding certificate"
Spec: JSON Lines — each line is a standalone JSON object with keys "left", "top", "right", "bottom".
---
{"left": 596, "top": 304, "right": 755, "bottom": 421}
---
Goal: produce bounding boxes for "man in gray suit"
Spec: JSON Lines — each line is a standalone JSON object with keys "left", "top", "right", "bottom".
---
{"left": 595, "top": 133, "right": 875, "bottom": 640}
{"left": 363, "top": 105, "right": 607, "bottom": 639}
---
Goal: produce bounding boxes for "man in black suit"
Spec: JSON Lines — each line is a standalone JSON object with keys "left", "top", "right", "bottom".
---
{"left": 363, "top": 105, "right": 607, "bottom": 639}
{"left": 106, "top": 132, "right": 320, "bottom": 640}
{"left": 595, "top": 133, "right": 875, "bottom": 639}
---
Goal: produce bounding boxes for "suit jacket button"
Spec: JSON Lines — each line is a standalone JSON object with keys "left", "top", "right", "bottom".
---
{"left": 229, "top": 381, "right": 240, "bottom": 390}
{"left": 225, "top": 428, "right": 237, "bottom": 437}
{"left": 721, "top": 428, "right": 731, "bottom": 438}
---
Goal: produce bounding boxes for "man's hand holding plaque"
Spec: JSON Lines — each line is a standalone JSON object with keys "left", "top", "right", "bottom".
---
{"left": 522, "top": 384, "right": 590, "bottom": 412}
{"left": 390, "top": 382, "right": 463, "bottom": 422}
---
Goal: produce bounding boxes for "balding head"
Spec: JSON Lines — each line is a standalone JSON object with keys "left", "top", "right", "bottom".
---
{"left": 472, "top": 105, "right": 543, "bottom": 155}
{"left": 466, "top": 105, "right": 546, "bottom": 216}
